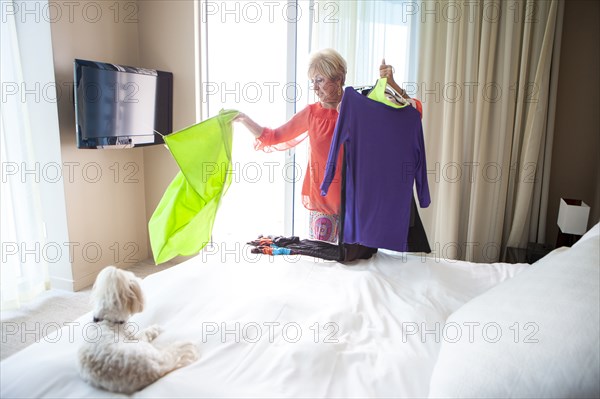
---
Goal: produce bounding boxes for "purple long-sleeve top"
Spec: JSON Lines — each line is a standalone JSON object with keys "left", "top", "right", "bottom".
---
{"left": 321, "top": 87, "right": 431, "bottom": 252}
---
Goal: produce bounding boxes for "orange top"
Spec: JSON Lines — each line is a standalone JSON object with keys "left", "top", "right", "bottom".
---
{"left": 255, "top": 103, "right": 342, "bottom": 215}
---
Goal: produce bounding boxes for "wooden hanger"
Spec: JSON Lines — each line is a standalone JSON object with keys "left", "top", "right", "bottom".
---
{"left": 384, "top": 84, "right": 408, "bottom": 106}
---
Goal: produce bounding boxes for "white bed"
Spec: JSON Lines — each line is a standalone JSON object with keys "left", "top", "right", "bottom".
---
{"left": 2, "top": 225, "right": 599, "bottom": 398}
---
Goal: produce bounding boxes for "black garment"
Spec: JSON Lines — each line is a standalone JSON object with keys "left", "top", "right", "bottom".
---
{"left": 248, "top": 236, "right": 376, "bottom": 262}
{"left": 341, "top": 243, "right": 379, "bottom": 261}
{"left": 406, "top": 195, "right": 431, "bottom": 253}
{"left": 273, "top": 236, "right": 301, "bottom": 247}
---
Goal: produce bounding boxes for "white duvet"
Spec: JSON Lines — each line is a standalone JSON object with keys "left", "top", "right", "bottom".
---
{"left": 1, "top": 248, "right": 527, "bottom": 398}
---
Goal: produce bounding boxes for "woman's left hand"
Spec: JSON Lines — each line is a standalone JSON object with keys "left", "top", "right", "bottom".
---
{"left": 380, "top": 58, "right": 409, "bottom": 99}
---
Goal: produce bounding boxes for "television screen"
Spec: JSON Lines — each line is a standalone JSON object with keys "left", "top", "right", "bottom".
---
{"left": 74, "top": 59, "right": 173, "bottom": 149}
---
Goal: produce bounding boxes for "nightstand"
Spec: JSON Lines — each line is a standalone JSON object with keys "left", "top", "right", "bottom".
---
{"left": 505, "top": 246, "right": 527, "bottom": 263}
{"left": 504, "top": 242, "right": 553, "bottom": 264}
{"left": 525, "top": 242, "right": 553, "bottom": 263}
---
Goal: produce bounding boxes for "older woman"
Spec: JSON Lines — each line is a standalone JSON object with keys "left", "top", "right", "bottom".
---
{"left": 236, "top": 49, "right": 408, "bottom": 243}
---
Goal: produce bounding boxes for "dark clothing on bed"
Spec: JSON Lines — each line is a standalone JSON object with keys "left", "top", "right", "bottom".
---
{"left": 248, "top": 236, "right": 377, "bottom": 262}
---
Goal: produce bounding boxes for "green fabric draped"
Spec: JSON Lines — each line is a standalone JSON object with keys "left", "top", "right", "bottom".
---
{"left": 149, "top": 109, "right": 238, "bottom": 264}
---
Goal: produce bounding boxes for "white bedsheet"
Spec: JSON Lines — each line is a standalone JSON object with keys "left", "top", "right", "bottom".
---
{"left": 1, "top": 249, "right": 527, "bottom": 398}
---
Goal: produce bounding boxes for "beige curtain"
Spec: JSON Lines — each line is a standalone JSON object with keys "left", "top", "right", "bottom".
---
{"left": 415, "top": 0, "right": 564, "bottom": 261}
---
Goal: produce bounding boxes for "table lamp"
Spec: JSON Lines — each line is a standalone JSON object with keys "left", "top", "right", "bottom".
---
{"left": 556, "top": 198, "right": 590, "bottom": 247}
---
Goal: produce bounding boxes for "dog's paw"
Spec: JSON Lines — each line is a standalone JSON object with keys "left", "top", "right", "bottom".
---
{"left": 141, "top": 324, "right": 162, "bottom": 341}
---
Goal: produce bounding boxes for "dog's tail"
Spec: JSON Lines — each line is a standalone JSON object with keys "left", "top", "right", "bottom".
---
{"left": 161, "top": 342, "right": 199, "bottom": 373}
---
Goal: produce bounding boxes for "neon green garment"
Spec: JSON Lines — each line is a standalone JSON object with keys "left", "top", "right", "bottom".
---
{"left": 367, "top": 78, "right": 409, "bottom": 109}
{"left": 149, "top": 109, "right": 238, "bottom": 264}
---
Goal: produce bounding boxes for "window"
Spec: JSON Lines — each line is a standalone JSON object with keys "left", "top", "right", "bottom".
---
{"left": 200, "top": 0, "right": 295, "bottom": 244}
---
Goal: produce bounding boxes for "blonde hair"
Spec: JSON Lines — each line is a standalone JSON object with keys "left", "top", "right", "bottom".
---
{"left": 308, "top": 48, "right": 347, "bottom": 86}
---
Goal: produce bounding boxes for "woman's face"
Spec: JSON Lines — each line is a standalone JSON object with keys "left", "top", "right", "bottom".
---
{"left": 311, "top": 74, "right": 342, "bottom": 103}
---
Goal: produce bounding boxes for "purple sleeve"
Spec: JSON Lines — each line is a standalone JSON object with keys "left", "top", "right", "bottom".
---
{"left": 415, "top": 123, "right": 431, "bottom": 208}
{"left": 320, "top": 88, "right": 351, "bottom": 196}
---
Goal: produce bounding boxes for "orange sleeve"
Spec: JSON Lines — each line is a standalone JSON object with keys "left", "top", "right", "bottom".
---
{"left": 411, "top": 98, "right": 423, "bottom": 119}
{"left": 254, "top": 105, "right": 310, "bottom": 152}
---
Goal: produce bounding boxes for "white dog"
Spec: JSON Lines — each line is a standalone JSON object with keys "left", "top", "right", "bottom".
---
{"left": 77, "top": 266, "right": 198, "bottom": 394}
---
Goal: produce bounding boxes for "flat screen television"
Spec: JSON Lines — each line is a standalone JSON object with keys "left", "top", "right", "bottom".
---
{"left": 74, "top": 59, "right": 173, "bottom": 149}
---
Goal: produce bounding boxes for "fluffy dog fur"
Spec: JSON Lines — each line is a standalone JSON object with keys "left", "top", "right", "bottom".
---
{"left": 77, "top": 266, "right": 198, "bottom": 394}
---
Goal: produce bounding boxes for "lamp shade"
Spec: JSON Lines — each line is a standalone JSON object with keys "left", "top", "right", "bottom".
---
{"left": 557, "top": 198, "right": 590, "bottom": 235}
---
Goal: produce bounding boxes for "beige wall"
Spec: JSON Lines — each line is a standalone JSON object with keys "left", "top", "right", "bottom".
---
{"left": 50, "top": 0, "right": 196, "bottom": 290}
{"left": 137, "top": 0, "right": 197, "bottom": 229}
{"left": 546, "top": 0, "right": 600, "bottom": 246}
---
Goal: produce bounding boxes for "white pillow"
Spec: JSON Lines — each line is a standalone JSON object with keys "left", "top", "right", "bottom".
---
{"left": 428, "top": 237, "right": 600, "bottom": 398}
{"left": 573, "top": 222, "right": 600, "bottom": 247}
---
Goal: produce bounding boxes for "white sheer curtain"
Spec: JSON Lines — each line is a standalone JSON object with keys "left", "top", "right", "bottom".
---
{"left": 1, "top": 0, "right": 66, "bottom": 309}
{"left": 310, "top": 0, "right": 415, "bottom": 87}
{"left": 415, "top": 0, "right": 563, "bottom": 261}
